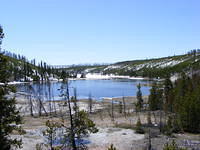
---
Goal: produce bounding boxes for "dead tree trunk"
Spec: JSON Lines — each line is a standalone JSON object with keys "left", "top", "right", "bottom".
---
{"left": 122, "top": 97, "right": 126, "bottom": 118}
{"left": 88, "top": 93, "right": 93, "bottom": 113}
{"left": 65, "top": 80, "right": 77, "bottom": 150}
{"left": 38, "top": 97, "right": 48, "bottom": 116}
{"left": 111, "top": 100, "right": 114, "bottom": 121}
{"left": 148, "top": 128, "right": 152, "bottom": 150}
{"left": 47, "top": 82, "right": 52, "bottom": 116}
{"left": 27, "top": 85, "right": 34, "bottom": 116}
{"left": 29, "top": 94, "right": 33, "bottom": 116}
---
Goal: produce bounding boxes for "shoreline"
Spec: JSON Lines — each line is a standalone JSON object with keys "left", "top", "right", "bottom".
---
{"left": 4, "top": 75, "right": 151, "bottom": 85}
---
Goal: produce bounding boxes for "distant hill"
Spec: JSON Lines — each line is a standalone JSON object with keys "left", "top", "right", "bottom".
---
{"left": 3, "top": 49, "right": 200, "bottom": 81}
{"left": 2, "top": 51, "right": 59, "bottom": 82}
{"left": 61, "top": 49, "right": 200, "bottom": 79}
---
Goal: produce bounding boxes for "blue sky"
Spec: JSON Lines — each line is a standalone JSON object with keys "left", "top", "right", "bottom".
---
{"left": 1, "top": 0, "right": 200, "bottom": 65}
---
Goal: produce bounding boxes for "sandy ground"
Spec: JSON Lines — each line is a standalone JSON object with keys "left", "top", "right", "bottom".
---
{"left": 10, "top": 94, "right": 200, "bottom": 150}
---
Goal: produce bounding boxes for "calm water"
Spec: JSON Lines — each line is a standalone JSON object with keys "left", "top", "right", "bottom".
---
{"left": 17, "top": 79, "right": 151, "bottom": 100}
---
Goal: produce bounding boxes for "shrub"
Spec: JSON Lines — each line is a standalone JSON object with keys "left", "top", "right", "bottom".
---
{"left": 108, "top": 144, "right": 117, "bottom": 150}
{"left": 135, "top": 117, "right": 145, "bottom": 134}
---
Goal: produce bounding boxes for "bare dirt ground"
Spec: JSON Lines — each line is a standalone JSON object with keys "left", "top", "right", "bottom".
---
{"left": 11, "top": 95, "right": 200, "bottom": 150}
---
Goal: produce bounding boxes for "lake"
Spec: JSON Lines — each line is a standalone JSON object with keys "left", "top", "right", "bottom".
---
{"left": 16, "top": 79, "right": 152, "bottom": 100}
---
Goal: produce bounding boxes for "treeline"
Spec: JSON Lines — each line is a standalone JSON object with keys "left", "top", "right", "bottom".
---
{"left": 103, "top": 49, "right": 200, "bottom": 78}
{"left": 1, "top": 50, "right": 60, "bottom": 82}
{"left": 148, "top": 73, "right": 200, "bottom": 133}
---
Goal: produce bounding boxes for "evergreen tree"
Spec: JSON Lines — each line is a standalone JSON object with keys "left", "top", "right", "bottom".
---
{"left": 43, "top": 120, "right": 63, "bottom": 150}
{"left": 59, "top": 79, "right": 98, "bottom": 149}
{"left": 135, "top": 117, "right": 145, "bottom": 134}
{"left": 163, "top": 76, "right": 174, "bottom": 112}
{"left": 0, "top": 25, "right": 23, "bottom": 150}
{"left": 148, "top": 82, "right": 162, "bottom": 111}
{"left": 163, "top": 73, "right": 200, "bottom": 133}
{"left": 136, "top": 83, "right": 143, "bottom": 111}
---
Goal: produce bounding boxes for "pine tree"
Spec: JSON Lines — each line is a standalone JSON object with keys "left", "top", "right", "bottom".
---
{"left": 0, "top": 25, "right": 23, "bottom": 149}
{"left": 148, "top": 82, "right": 156, "bottom": 110}
{"left": 136, "top": 83, "right": 143, "bottom": 111}
{"left": 148, "top": 82, "right": 161, "bottom": 111}
{"left": 166, "top": 74, "right": 200, "bottom": 133}
{"left": 43, "top": 120, "right": 63, "bottom": 150}
{"left": 59, "top": 79, "right": 98, "bottom": 149}
{"left": 135, "top": 117, "right": 145, "bottom": 134}
{"left": 163, "top": 76, "right": 174, "bottom": 112}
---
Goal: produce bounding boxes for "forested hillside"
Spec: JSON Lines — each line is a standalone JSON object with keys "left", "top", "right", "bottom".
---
{"left": 1, "top": 51, "right": 59, "bottom": 82}
{"left": 103, "top": 50, "right": 200, "bottom": 78}
{"left": 60, "top": 50, "right": 200, "bottom": 79}
{"left": 2, "top": 49, "right": 200, "bottom": 82}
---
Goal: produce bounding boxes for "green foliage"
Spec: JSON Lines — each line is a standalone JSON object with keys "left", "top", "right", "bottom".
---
{"left": 101, "top": 51, "right": 200, "bottom": 78}
{"left": 0, "top": 25, "right": 4, "bottom": 45}
{"left": 32, "top": 75, "right": 40, "bottom": 81}
{"left": 166, "top": 115, "right": 183, "bottom": 134}
{"left": 136, "top": 83, "right": 143, "bottom": 111}
{"left": 148, "top": 82, "right": 163, "bottom": 111}
{"left": 59, "top": 81, "right": 98, "bottom": 149}
{"left": 43, "top": 120, "right": 63, "bottom": 150}
{"left": 107, "top": 144, "right": 117, "bottom": 150}
{"left": 74, "top": 110, "right": 99, "bottom": 138}
{"left": 163, "top": 140, "right": 187, "bottom": 150}
{"left": 163, "top": 76, "right": 174, "bottom": 112}
{"left": 178, "top": 90, "right": 200, "bottom": 133}
{"left": 162, "top": 116, "right": 173, "bottom": 136}
{"left": 60, "top": 70, "right": 68, "bottom": 80}
{"left": 171, "top": 117, "right": 182, "bottom": 133}
{"left": 151, "top": 72, "right": 200, "bottom": 133}
{"left": 0, "top": 26, "right": 23, "bottom": 150}
{"left": 173, "top": 75, "right": 200, "bottom": 133}
{"left": 135, "top": 117, "right": 145, "bottom": 134}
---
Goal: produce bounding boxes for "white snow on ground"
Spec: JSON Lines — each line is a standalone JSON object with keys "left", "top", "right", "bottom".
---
{"left": 0, "top": 81, "right": 28, "bottom": 85}
{"left": 85, "top": 68, "right": 97, "bottom": 73}
{"left": 158, "top": 59, "right": 185, "bottom": 68}
{"left": 8, "top": 81, "right": 28, "bottom": 84}
{"left": 76, "top": 74, "right": 82, "bottom": 78}
{"left": 104, "top": 65, "right": 122, "bottom": 70}
{"left": 85, "top": 73, "right": 145, "bottom": 80}
{"left": 0, "top": 74, "right": 145, "bottom": 86}
{"left": 102, "top": 57, "right": 189, "bottom": 73}
{"left": 85, "top": 73, "right": 111, "bottom": 79}
{"left": 170, "top": 74, "right": 180, "bottom": 82}
{"left": 129, "top": 77, "right": 145, "bottom": 80}
{"left": 48, "top": 77, "right": 59, "bottom": 81}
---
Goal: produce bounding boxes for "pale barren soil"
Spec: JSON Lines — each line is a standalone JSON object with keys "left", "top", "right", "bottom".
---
{"left": 11, "top": 95, "right": 200, "bottom": 150}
